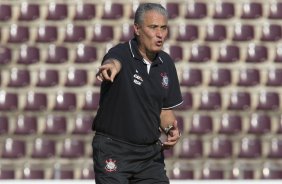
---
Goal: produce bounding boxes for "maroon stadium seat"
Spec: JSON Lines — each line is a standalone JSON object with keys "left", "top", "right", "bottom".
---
{"left": 101, "top": 2, "right": 123, "bottom": 20}
{"left": 240, "top": 2, "right": 263, "bottom": 19}
{"left": 218, "top": 113, "right": 242, "bottom": 135}
{"left": 31, "top": 138, "right": 56, "bottom": 158}
{"left": 46, "top": 3, "right": 68, "bottom": 21}
{"left": 24, "top": 92, "right": 47, "bottom": 111}
{"left": 213, "top": 2, "right": 235, "bottom": 19}
{"left": 17, "top": 45, "right": 40, "bottom": 65}
{"left": 8, "top": 68, "right": 30, "bottom": 87}
{"left": 185, "top": 2, "right": 207, "bottom": 19}
{"left": 189, "top": 114, "right": 213, "bottom": 135}
{"left": 65, "top": 69, "right": 88, "bottom": 87}
{"left": 18, "top": 3, "right": 40, "bottom": 21}
{"left": 73, "top": 3, "right": 96, "bottom": 20}
{"left": 36, "top": 69, "right": 59, "bottom": 87}
{"left": 14, "top": 115, "right": 37, "bottom": 135}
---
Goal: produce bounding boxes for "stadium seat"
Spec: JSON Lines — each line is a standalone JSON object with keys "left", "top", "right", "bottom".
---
{"left": 14, "top": 115, "right": 37, "bottom": 135}
{"left": 8, "top": 25, "right": 29, "bottom": 43}
{"left": 169, "top": 163, "right": 194, "bottom": 179}
{"left": 274, "top": 45, "right": 282, "bottom": 63}
{"left": 0, "top": 4, "right": 11, "bottom": 21}
{"left": 184, "top": 2, "right": 207, "bottom": 19}
{"left": 240, "top": 2, "right": 263, "bottom": 19}
{"left": 208, "top": 137, "right": 233, "bottom": 159}
{"left": 46, "top": 3, "right": 68, "bottom": 20}
{"left": 73, "top": 3, "right": 96, "bottom": 20}
{"left": 176, "top": 24, "right": 198, "bottom": 42}
{"left": 22, "top": 167, "right": 45, "bottom": 179}
{"left": 266, "top": 68, "right": 282, "bottom": 86}
{"left": 74, "top": 44, "right": 97, "bottom": 64}
{"left": 231, "top": 163, "right": 256, "bottom": 179}
{"left": 119, "top": 23, "right": 134, "bottom": 42}
{"left": 60, "top": 138, "right": 85, "bottom": 158}
{"left": 1, "top": 138, "right": 26, "bottom": 159}
{"left": 36, "top": 25, "right": 58, "bottom": 43}
{"left": 213, "top": 2, "right": 235, "bottom": 19}
{"left": 261, "top": 163, "right": 282, "bottom": 179}
{"left": 0, "top": 46, "right": 11, "bottom": 65}
{"left": 31, "top": 138, "right": 56, "bottom": 158}
{"left": 189, "top": 45, "right": 211, "bottom": 63}
{"left": 0, "top": 116, "right": 8, "bottom": 134}
{"left": 80, "top": 166, "right": 95, "bottom": 179}
{"left": 267, "top": 138, "right": 282, "bottom": 159}
{"left": 64, "top": 24, "right": 86, "bottom": 42}
{"left": 268, "top": 2, "right": 282, "bottom": 19}
{"left": 174, "top": 92, "right": 193, "bottom": 110}
{"left": 180, "top": 68, "right": 202, "bottom": 87}
{"left": 18, "top": 3, "right": 40, "bottom": 21}
{"left": 53, "top": 92, "right": 76, "bottom": 111}
{"left": 72, "top": 114, "right": 94, "bottom": 134}
{"left": 65, "top": 68, "right": 88, "bottom": 87}
{"left": 237, "top": 68, "right": 260, "bottom": 86}
{"left": 208, "top": 68, "right": 232, "bottom": 87}
{"left": 0, "top": 92, "right": 18, "bottom": 111}
{"left": 248, "top": 113, "right": 271, "bottom": 134}
{"left": 0, "top": 168, "right": 15, "bottom": 179}
{"left": 82, "top": 91, "right": 100, "bottom": 111}
{"left": 260, "top": 24, "right": 282, "bottom": 42}
{"left": 46, "top": 45, "right": 68, "bottom": 64}
{"left": 43, "top": 115, "right": 67, "bottom": 134}
{"left": 217, "top": 44, "right": 240, "bottom": 63}
{"left": 205, "top": 24, "right": 227, "bottom": 41}
{"left": 189, "top": 114, "right": 213, "bottom": 135}
{"left": 91, "top": 24, "right": 114, "bottom": 42}
{"left": 256, "top": 91, "right": 280, "bottom": 111}
{"left": 245, "top": 44, "right": 268, "bottom": 63}
{"left": 36, "top": 69, "right": 59, "bottom": 87}
{"left": 218, "top": 113, "right": 242, "bottom": 134}
{"left": 7, "top": 68, "right": 30, "bottom": 87}
{"left": 165, "top": 3, "right": 179, "bottom": 19}
{"left": 163, "top": 44, "right": 183, "bottom": 62}
{"left": 178, "top": 137, "right": 203, "bottom": 158}
{"left": 232, "top": 24, "right": 254, "bottom": 41}
{"left": 17, "top": 45, "right": 40, "bottom": 65}
{"left": 227, "top": 91, "right": 251, "bottom": 110}
{"left": 238, "top": 137, "right": 262, "bottom": 158}
{"left": 198, "top": 91, "right": 221, "bottom": 110}
{"left": 52, "top": 168, "right": 74, "bottom": 179}
{"left": 24, "top": 92, "right": 47, "bottom": 111}
{"left": 101, "top": 2, "right": 123, "bottom": 19}
{"left": 200, "top": 167, "right": 224, "bottom": 179}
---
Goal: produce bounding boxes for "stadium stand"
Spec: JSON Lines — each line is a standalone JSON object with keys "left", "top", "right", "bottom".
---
{"left": 1, "top": 0, "right": 282, "bottom": 183}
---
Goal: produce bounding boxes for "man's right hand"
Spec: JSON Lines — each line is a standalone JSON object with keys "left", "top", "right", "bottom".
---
{"left": 96, "top": 59, "right": 121, "bottom": 82}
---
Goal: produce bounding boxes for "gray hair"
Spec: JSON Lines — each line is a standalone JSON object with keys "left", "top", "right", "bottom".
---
{"left": 134, "top": 3, "right": 168, "bottom": 25}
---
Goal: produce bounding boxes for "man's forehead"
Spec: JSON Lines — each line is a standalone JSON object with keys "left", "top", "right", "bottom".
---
{"left": 142, "top": 11, "right": 167, "bottom": 24}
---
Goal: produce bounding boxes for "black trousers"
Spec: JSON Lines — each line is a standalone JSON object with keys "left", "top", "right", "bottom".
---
{"left": 92, "top": 134, "right": 169, "bottom": 184}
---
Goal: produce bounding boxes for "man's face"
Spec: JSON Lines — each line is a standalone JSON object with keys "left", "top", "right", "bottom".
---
{"left": 134, "top": 10, "right": 168, "bottom": 54}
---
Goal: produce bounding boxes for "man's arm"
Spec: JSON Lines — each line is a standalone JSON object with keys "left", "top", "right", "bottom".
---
{"left": 96, "top": 59, "right": 122, "bottom": 82}
{"left": 160, "top": 109, "right": 181, "bottom": 149}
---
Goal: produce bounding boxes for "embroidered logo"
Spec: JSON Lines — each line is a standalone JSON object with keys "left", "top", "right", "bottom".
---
{"left": 160, "top": 72, "right": 169, "bottom": 88}
{"left": 105, "top": 158, "right": 117, "bottom": 172}
{"left": 133, "top": 73, "right": 143, "bottom": 86}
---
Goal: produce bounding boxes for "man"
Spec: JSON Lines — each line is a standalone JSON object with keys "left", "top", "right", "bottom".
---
{"left": 92, "top": 3, "right": 183, "bottom": 184}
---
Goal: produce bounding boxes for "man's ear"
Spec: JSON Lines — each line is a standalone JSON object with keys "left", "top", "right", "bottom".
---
{"left": 133, "top": 23, "right": 140, "bottom": 36}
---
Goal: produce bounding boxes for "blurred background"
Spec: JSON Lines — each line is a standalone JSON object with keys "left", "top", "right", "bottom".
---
{"left": 1, "top": 0, "right": 282, "bottom": 181}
